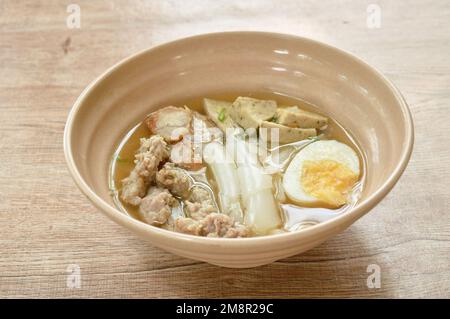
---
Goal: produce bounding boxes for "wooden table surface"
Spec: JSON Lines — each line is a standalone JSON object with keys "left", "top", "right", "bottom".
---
{"left": 1, "top": 0, "right": 449, "bottom": 298}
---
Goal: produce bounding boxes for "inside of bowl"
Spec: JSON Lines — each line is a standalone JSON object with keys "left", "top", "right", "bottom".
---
{"left": 68, "top": 33, "right": 411, "bottom": 213}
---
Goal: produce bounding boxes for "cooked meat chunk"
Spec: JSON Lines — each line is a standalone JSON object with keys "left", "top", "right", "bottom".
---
{"left": 134, "top": 135, "right": 170, "bottom": 179}
{"left": 260, "top": 121, "right": 317, "bottom": 144}
{"left": 275, "top": 106, "right": 328, "bottom": 129}
{"left": 174, "top": 213, "right": 249, "bottom": 238}
{"left": 121, "top": 135, "right": 169, "bottom": 205}
{"left": 174, "top": 217, "right": 203, "bottom": 236}
{"left": 201, "top": 213, "right": 249, "bottom": 238}
{"left": 184, "top": 201, "right": 217, "bottom": 220}
{"left": 139, "top": 187, "right": 176, "bottom": 225}
{"left": 189, "top": 186, "right": 212, "bottom": 202}
{"left": 120, "top": 170, "right": 146, "bottom": 206}
{"left": 145, "top": 106, "right": 191, "bottom": 143}
{"left": 156, "top": 163, "right": 191, "bottom": 198}
{"left": 184, "top": 186, "right": 217, "bottom": 220}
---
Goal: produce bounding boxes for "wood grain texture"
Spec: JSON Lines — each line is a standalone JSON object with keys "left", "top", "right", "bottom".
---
{"left": 0, "top": 0, "right": 449, "bottom": 298}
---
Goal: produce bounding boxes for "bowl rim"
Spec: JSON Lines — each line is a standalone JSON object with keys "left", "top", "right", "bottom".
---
{"left": 63, "top": 31, "right": 414, "bottom": 248}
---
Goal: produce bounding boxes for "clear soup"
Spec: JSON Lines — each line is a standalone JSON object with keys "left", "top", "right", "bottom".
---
{"left": 110, "top": 92, "right": 365, "bottom": 236}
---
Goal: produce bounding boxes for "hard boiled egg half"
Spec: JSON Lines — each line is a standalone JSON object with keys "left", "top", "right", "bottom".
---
{"left": 283, "top": 140, "right": 360, "bottom": 208}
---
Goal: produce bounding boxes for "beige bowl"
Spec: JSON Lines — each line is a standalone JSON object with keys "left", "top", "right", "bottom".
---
{"left": 64, "top": 32, "right": 413, "bottom": 268}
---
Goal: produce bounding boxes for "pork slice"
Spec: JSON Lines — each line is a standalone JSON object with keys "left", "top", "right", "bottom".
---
{"left": 139, "top": 186, "right": 176, "bottom": 225}
{"left": 145, "top": 106, "right": 191, "bottom": 143}
{"left": 192, "top": 111, "right": 223, "bottom": 143}
{"left": 169, "top": 136, "right": 204, "bottom": 171}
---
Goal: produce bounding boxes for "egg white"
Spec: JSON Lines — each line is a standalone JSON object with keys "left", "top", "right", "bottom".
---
{"left": 282, "top": 140, "right": 360, "bottom": 206}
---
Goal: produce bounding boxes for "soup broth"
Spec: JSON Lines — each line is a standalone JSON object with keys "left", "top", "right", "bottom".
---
{"left": 110, "top": 92, "right": 365, "bottom": 237}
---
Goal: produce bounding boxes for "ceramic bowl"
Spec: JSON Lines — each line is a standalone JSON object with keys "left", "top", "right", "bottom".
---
{"left": 64, "top": 32, "right": 413, "bottom": 268}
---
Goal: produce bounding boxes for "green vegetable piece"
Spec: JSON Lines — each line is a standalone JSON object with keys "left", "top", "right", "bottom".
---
{"left": 218, "top": 108, "right": 226, "bottom": 122}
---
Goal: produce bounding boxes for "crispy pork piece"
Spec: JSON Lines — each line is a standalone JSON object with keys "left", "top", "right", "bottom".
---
{"left": 121, "top": 135, "right": 169, "bottom": 205}
{"left": 145, "top": 106, "right": 191, "bottom": 143}
{"left": 169, "top": 136, "right": 204, "bottom": 171}
{"left": 192, "top": 110, "right": 224, "bottom": 142}
{"left": 169, "top": 111, "right": 222, "bottom": 170}
{"left": 139, "top": 186, "right": 176, "bottom": 225}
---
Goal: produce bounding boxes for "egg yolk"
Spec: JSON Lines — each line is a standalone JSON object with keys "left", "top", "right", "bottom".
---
{"left": 301, "top": 160, "right": 359, "bottom": 208}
